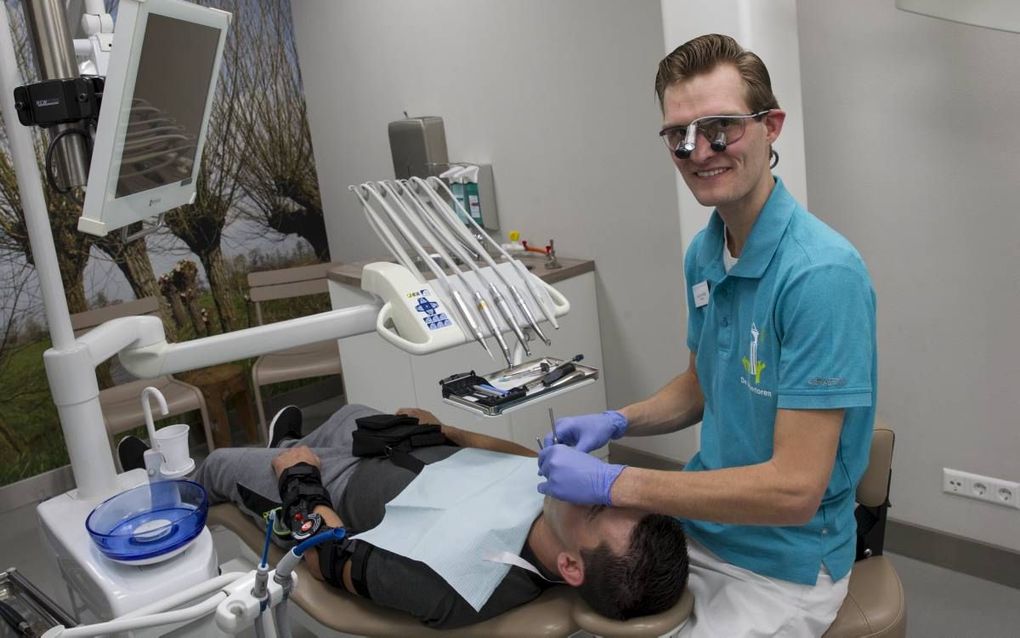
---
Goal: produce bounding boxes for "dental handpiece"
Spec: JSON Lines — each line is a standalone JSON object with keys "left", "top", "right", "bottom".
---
{"left": 489, "top": 282, "right": 531, "bottom": 356}
{"left": 509, "top": 284, "right": 550, "bottom": 345}
{"left": 451, "top": 288, "right": 493, "bottom": 360}
{"left": 474, "top": 290, "right": 513, "bottom": 365}
{"left": 420, "top": 176, "right": 560, "bottom": 331}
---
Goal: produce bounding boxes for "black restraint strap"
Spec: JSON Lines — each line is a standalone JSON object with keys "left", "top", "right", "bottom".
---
{"left": 317, "top": 537, "right": 373, "bottom": 599}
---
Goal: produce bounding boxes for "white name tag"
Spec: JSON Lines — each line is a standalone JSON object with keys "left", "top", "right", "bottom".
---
{"left": 692, "top": 281, "right": 710, "bottom": 308}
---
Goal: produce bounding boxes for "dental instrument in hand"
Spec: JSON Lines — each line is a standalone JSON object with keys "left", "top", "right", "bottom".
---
{"left": 361, "top": 183, "right": 494, "bottom": 360}
{"left": 549, "top": 408, "right": 559, "bottom": 445}
{"left": 383, "top": 180, "right": 513, "bottom": 365}
{"left": 398, "top": 181, "right": 531, "bottom": 357}
{"left": 419, "top": 175, "right": 558, "bottom": 337}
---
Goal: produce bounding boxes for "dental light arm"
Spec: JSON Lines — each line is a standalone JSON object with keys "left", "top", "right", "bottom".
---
{"left": 117, "top": 305, "right": 379, "bottom": 378}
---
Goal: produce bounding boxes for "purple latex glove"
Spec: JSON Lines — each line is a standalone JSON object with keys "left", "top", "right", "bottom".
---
{"left": 537, "top": 444, "right": 626, "bottom": 506}
{"left": 544, "top": 410, "right": 628, "bottom": 452}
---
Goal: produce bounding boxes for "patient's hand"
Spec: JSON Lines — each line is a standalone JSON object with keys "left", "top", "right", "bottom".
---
{"left": 272, "top": 446, "right": 321, "bottom": 478}
{"left": 396, "top": 407, "right": 442, "bottom": 425}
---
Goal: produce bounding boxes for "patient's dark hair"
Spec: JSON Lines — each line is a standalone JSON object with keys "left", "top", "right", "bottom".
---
{"left": 577, "top": 514, "right": 688, "bottom": 620}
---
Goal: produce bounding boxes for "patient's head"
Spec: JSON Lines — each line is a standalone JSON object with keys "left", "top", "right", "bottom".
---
{"left": 543, "top": 499, "right": 688, "bottom": 619}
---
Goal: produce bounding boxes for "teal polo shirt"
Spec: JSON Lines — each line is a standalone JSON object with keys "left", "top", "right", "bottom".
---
{"left": 682, "top": 177, "right": 876, "bottom": 586}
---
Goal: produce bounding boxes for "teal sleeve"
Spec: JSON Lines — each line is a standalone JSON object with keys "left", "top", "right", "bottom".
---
{"left": 775, "top": 264, "right": 875, "bottom": 409}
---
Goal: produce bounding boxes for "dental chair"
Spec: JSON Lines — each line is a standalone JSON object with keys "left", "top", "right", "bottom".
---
{"left": 823, "top": 423, "right": 906, "bottom": 638}
{"left": 207, "top": 505, "right": 695, "bottom": 637}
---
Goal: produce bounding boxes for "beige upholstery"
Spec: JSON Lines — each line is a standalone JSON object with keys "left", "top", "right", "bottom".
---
{"left": 574, "top": 589, "right": 693, "bottom": 637}
{"left": 70, "top": 297, "right": 216, "bottom": 456}
{"left": 823, "top": 424, "right": 906, "bottom": 638}
{"left": 208, "top": 504, "right": 579, "bottom": 636}
{"left": 248, "top": 263, "right": 343, "bottom": 439}
{"left": 824, "top": 557, "right": 905, "bottom": 638}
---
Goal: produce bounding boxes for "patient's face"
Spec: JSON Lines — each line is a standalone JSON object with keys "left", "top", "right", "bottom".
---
{"left": 543, "top": 497, "right": 643, "bottom": 554}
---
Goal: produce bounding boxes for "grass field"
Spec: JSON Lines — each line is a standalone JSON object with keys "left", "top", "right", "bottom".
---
{"left": 0, "top": 289, "right": 335, "bottom": 487}
{"left": 0, "top": 338, "right": 66, "bottom": 485}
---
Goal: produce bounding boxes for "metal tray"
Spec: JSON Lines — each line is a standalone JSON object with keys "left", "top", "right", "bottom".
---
{"left": 0, "top": 567, "right": 75, "bottom": 636}
{"left": 442, "top": 356, "right": 599, "bottom": 416}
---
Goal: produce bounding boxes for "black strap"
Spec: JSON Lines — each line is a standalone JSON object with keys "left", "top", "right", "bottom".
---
{"left": 349, "top": 540, "right": 373, "bottom": 599}
{"left": 387, "top": 448, "right": 425, "bottom": 474}
{"left": 278, "top": 463, "right": 332, "bottom": 526}
{"left": 318, "top": 536, "right": 352, "bottom": 588}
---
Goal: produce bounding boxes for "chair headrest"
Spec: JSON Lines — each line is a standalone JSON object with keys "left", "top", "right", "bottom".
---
{"left": 857, "top": 425, "right": 895, "bottom": 508}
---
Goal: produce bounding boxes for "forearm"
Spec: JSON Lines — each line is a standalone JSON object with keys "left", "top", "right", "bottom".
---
{"left": 610, "top": 462, "right": 819, "bottom": 526}
{"left": 304, "top": 505, "right": 359, "bottom": 594}
{"left": 441, "top": 424, "right": 537, "bottom": 457}
{"left": 619, "top": 371, "right": 704, "bottom": 436}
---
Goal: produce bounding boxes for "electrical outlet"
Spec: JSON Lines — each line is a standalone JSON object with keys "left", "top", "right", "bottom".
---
{"left": 943, "top": 468, "right": 1020, "bottom": 510}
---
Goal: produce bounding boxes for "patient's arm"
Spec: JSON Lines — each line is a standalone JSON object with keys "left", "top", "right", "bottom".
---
{"left": 272, "top": 447, "right": 357, "bottom": 591}
{"left": 397, "top": 407, "right": 537, "bottom": 457}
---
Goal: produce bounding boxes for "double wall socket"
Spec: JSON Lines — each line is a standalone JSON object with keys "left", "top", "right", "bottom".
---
{"left": 943, "top": 468, "right": 1020, "bottom": 509}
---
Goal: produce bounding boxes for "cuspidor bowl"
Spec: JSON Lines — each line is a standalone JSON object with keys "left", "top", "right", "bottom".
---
{"left": 86, "top": 480, "right": 208, "bottom": 564}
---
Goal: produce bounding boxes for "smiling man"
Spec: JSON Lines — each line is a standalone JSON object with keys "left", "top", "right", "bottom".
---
{"left": 537, "top": 34, "right": 877, "bottom": 636}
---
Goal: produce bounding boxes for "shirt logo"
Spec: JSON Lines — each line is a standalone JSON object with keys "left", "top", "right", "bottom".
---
{"left": 741, "top": 322, "right": 766, "bottom": 384}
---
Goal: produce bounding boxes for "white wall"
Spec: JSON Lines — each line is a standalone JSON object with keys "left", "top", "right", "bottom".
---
{"left": 797, "top": 0, "right": 1020, "bottom": 551}
{"left": 290, "top": 1, "right": 687, "bottom": 434}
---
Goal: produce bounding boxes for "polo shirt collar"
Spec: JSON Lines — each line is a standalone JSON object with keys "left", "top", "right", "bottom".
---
{"left": 696, "top": 176, "right": 797, "bottom": 280}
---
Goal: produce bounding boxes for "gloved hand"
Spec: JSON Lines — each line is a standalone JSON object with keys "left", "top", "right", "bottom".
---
{"left": 537, "top": 444, "right": 626, "bottom": 506}
{"left": 543, "top": 410, "right": 628, "bottom": 452}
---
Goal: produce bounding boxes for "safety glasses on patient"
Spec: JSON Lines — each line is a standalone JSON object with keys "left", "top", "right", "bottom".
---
{"left": 659, "top": 110, "right": 771, "bottom": 159}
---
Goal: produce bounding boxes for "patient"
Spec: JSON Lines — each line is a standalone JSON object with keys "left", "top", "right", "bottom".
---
{"left": 175, "top": 404, "right": 688, "bottom": 629}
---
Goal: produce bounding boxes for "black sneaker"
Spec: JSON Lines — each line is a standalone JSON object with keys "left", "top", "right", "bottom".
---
{"left": 267, "top": 405, "right": 303, "bottom": 448}
{"left": 117, "top": 435, "right": 150, "bottom": 472}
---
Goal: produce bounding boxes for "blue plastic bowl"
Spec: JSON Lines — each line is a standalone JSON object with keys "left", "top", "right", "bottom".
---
{"left": 86, "top": 480, "right": 208, "bottom": 563}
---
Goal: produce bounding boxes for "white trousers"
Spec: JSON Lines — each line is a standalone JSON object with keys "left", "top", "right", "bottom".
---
{"left": 676, "top": 537, "right": 849, "bottom": 638}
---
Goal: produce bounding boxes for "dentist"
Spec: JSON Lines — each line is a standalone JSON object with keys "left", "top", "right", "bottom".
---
{"left": 537, "top": 34, "right": 877, "bottom": 637}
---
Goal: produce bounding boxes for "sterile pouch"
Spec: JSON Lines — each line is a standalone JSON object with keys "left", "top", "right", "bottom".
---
{"left": 352, "top": 448, "right": 544, "bottom": 611}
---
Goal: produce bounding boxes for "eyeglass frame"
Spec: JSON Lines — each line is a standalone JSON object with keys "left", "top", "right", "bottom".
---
{"left": 659, "top": 110, "right": 773, "bottom": 158}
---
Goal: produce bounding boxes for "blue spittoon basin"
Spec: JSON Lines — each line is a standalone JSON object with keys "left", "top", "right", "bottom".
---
{"left": 86, "top": 480, "right": 209, "bottom": 562}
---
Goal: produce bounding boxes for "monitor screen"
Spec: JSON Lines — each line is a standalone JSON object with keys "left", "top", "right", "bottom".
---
{"left": 78, "top": 0, "right": 230, "bottom": 237}
{"left": 115, "top": 15, "right": 221, "bottom": 198}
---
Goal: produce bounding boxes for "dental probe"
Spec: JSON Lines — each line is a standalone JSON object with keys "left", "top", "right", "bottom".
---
{"left": 361, "top": 183, "right": 494, "bottom": 360}
{"left": 549, "top": 408, "right": 559, "bottom": 444}
{"left": 419, "top": 176, "right": 557, "bottom": 338}
{"left": 386, "top": 181, "right": 513, "bottom": 365}
{"left": 400, "top": 181, "right": 531, "bottom": 357}
{"left": 421, "top": 175, "right": 557, "bottom": 337}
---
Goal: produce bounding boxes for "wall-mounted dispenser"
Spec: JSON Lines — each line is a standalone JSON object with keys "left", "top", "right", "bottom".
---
{"left": 388, "top": 116, "right": 450, "bottom": 179}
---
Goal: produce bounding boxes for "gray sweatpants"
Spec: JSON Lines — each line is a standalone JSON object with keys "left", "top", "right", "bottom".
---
{"left": 192, "top": 403, "right": 382, "bottom": 521}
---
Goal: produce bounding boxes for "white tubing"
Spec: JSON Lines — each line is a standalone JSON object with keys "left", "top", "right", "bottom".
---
{"left": 51, "top": 591, "right": 228, "bottom": 637}
{"left": 120, "top": 571, "right": 246, "bottom": 620}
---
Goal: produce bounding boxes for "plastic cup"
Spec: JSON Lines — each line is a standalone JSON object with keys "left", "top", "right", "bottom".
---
{"left": 153, "top": 424, "right": 191, "bottom": 472}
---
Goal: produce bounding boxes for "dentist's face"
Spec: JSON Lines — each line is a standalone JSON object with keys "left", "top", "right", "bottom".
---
{"left": 661, "top": 64, "right": 783, "bottom": 215}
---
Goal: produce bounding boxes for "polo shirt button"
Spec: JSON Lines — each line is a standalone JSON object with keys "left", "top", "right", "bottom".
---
{"left": 821, "top": 528, "right": 829, "bottom": 535}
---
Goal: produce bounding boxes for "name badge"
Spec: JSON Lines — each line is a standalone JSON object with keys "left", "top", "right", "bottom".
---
{"left": 692, "top": 281, "right": 710, "bottom": 308}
